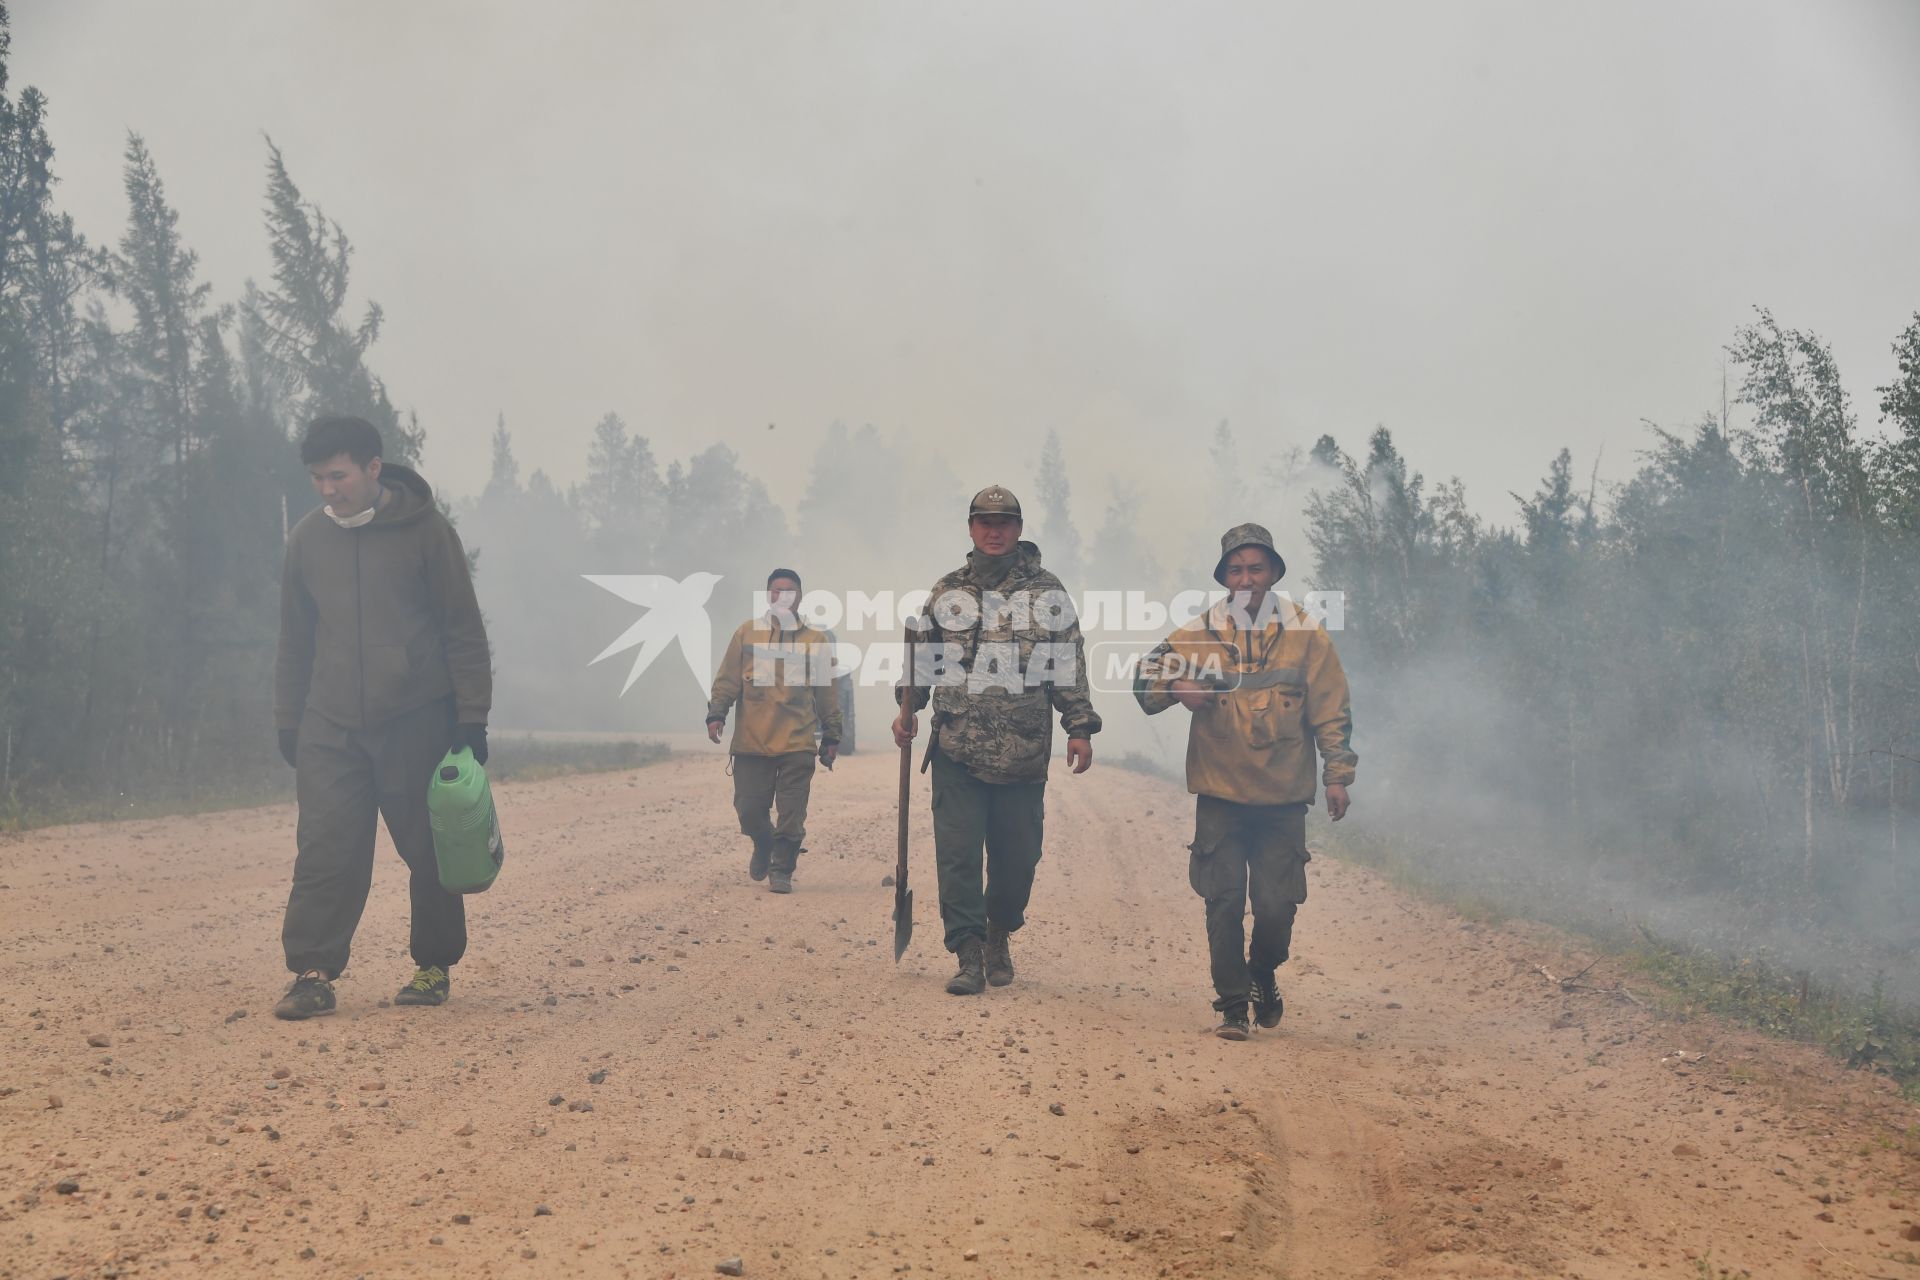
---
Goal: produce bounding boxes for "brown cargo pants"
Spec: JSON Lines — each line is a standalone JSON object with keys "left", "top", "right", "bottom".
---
{"left": 731, "top": 750, "right": 817, "bottom": 874}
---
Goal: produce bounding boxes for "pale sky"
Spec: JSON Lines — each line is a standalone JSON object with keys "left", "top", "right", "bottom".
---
{"left": 15, "top": 0, "right": 1920, "bottom": 527}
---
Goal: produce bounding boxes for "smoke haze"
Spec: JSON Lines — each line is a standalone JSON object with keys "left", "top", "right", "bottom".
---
{"left": 16, "top": 1, "right": 1920, "bottom": 507}
{"left": 4, "top": 2, "right": 1919, "bottom": 1015}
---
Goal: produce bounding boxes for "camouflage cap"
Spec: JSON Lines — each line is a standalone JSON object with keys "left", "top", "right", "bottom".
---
{"left": 968, "top": 485, "right": 1022, "bottom": 519}
{"left": 1213, "top": 522, "right": 1287, "bottom": 585}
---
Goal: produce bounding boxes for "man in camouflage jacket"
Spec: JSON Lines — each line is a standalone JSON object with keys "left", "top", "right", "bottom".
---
{"left": 894, "top": 485, "right": 1101, "bottom": 995}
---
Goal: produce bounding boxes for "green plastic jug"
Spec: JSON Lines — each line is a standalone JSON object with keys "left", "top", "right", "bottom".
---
{"left": 427, "top": 747, "right": 504, "bottom": 894}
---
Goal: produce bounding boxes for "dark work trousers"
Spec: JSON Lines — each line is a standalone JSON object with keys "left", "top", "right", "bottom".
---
{"left": 282, "top": 697, "right": 466, "bottom": 977}
{"left": 930, "top": 749, "right": 1047, "bottom": 953}
{"left": 1187, "top": 794, "right": 1310, "bottom": 1012}
{"left": 731, "top": 750, "right": 818, "bottom": 874}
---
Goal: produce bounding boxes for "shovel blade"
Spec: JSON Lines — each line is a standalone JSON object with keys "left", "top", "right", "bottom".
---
{"left": 892, "top": 887, "right": 914, "bottom": 962}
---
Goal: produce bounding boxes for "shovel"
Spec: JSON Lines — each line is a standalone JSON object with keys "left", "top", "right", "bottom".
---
{"left": 893, "top": 633, "right": 914, "bottom": 962}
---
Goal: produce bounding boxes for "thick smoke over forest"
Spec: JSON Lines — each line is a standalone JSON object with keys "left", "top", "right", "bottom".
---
{"left": 458, "top": 338, "right": 1920, "bottom": 1005}
{"left": 2, "top": 1, "right": 1918, "bottom": 1025}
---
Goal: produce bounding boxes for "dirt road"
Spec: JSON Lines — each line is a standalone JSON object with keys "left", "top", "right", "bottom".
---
{"left": 3, "top": 751, "right": 1917, "bottom": 1279}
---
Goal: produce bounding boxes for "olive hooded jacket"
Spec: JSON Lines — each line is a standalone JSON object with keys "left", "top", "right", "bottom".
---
{"left": 275, "top": 464, "right": 492, "bottom": 733}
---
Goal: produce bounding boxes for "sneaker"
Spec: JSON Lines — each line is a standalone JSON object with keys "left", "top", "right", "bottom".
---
{"left": 394, "top": 965, "right": 450, "bottom": 1007}
{"left": 1252, "top": 970, "right": 1284, "bottom": 1028}
{"left": 748, "top": 838, "right": 770, "bottom": 882}
{"left": 1214, "top": 1004, "right": 1251, "bottom": 1041}
{"left": 274, "top": 971, "right": 336, "bottom": 1021}
{"left": 768, "top": 870, "right": 793, "bottom": 894}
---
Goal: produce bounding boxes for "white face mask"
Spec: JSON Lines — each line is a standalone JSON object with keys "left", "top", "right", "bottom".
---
{"left": 325, "top": 479, "right": 388, "bottom": 527}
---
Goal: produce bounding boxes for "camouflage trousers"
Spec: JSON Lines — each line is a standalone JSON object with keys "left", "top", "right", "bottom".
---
{"left": 283, "top": 697, "right": 465, "bottom": 979}
{"left": 1188, "top": 794, "right": 1310, "bottom": 1012}
{"left": 931, "top": 749, "right": 1046, "bottom": 953}
{"left": 732, "top": 751, "right": 816, "bottom": 874}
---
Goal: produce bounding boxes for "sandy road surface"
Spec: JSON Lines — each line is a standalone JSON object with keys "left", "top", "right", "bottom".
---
{"left": 3, "top": 751, "right": 1918, "bottom": 1279}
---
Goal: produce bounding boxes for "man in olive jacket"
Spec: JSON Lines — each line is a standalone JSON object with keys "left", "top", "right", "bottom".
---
{"left": 272, "top": 416, "right": 492, "bottom": 1020}
{"left": 706, "top": 569, "right": 843, "bottom": 894}
{"left": 1135, "top": 523, "right": 1355, "bottom": 1040}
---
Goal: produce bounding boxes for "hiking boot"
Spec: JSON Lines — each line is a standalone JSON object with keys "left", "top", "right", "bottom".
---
{"left": 768, "top": 869, "right": 793, "bottom": 894}
{"left": 274, "top": 971, "right": 336, "bottom": 1021}
{"left": 1252, "top": 970, "right": 1284, "bottom": 1028}
{"left": 1214, "top": 1003, "right": 1251, "bottom": 1041}
{"left": 748, "top": 837, "right": 771, "bottom": 882}
{"left": 394, "top": 965, "right": 450, "bottom": 1007}
{"left": 985, "top": 924, "right": 1014, "bottom": 987}
{"left": 946, "top": 937, "right": 987, "bottom": 996}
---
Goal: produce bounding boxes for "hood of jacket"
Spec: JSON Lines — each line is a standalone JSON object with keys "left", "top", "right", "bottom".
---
{"left": 363, "top": 463, "right": 435, "bottom": 527}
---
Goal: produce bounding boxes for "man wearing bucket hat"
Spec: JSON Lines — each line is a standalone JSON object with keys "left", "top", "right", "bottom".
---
{"left": 894, "top": 485, "right": 1101, "bottom": 995}
{"left": 706, "top": 568, "right": 843, "bottom": 894}
{"left": 1134, "top": 523, "right": 1355, "bottom": 1040}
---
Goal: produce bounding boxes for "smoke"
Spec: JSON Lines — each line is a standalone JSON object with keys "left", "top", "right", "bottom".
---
{"left": 449, "top": 397, "right": 1920, "bottom": 1009}
{"left": 6, "top": 0, "right": 1914, "bottom": 1009}
{"left": 1341, "top": 646, "right": 1920, "bottom": 1004}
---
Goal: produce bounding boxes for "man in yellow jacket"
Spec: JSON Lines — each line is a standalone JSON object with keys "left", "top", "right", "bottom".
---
{"left": 706, "top": 569, "right": 843, "bottom": 894}
{"left": 1135, "top": 524, "right": 1356, "bottom": 1039}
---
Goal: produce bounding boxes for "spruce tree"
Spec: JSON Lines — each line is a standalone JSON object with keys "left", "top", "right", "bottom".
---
{"left": 246, "top": 138, "right": 419, "bottom": 462}
{"left": 1032, "top": 428, "right": 1082, "bottom": 581}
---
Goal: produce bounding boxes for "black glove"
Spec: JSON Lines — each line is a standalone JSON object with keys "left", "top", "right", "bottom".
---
{"left": 453, "top": 722, "right": 489, "bottom": 766}
{"left": 278, "top": 729, "right": 298, "bottom": 769}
